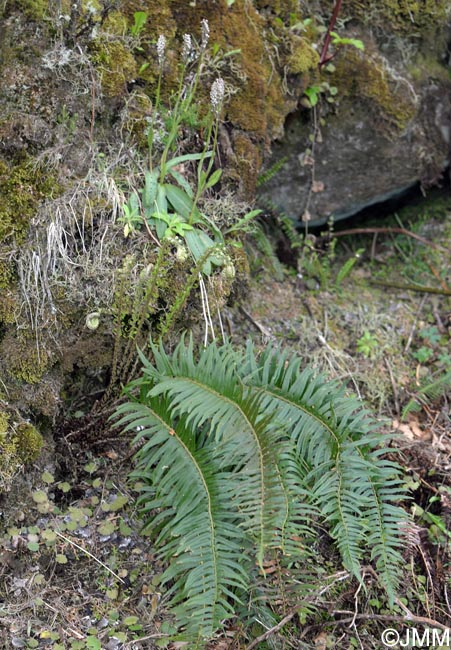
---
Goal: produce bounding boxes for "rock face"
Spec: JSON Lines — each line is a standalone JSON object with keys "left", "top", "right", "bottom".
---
{"left": 258, "top": 17, "right": 451, "bottom": 226}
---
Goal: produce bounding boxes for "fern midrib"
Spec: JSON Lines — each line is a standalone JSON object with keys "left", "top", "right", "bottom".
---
{"left": 142, "top": 404, "right": 220, "bottom": 630}
{"left": 250, "top": 385, "right": 341, "bottom": 448}
{"left": 166, "top": 376, "right": 267, "bottom": 563}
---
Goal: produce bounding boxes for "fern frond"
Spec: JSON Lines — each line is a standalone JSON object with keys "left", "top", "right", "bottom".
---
{"left": 402, "top": 370, "right": 451, "bottom": 419}
{"left": 115, "top": 337, "right": 409, "bottom": 640}
{"left": 113, "top": 396, "right": 249, "bottom": 641}
{"left": 141, "top": 338, "right": 291, "bottom": 565}
{"left": 238, "top": 341, "right": 409, "bottom": 586}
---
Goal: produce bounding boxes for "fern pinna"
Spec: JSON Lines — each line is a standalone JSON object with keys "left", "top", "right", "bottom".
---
{"left": 113, "top": 337, "right": 409, "bottom": 643}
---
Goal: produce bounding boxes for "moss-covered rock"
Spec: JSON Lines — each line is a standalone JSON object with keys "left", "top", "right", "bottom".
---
{"left": 0, "top": 158, "right": 60, "bottom": 244}
{"left": 90, "top": 39, "right": 138, "bottom": 98}
{"left": 0, "top": 410, "right": 43, "bottom": 491}
{"left": 333, "top": 49, "right": 418, "bottom": 133}
{"left": 287, "top": 35, "right": 320, "bottom": 75}
{"left": 2, "top": 334, "right": 52, "bottom": 385}
{"left": 345, "top": 0, "right": 450, "bottom": 35}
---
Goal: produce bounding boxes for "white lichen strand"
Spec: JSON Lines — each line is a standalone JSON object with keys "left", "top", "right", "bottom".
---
{"left": 201, "top": 19, "right": 210, "bottom": 50}
{"left": 157, "top": 35, "right": 166, "bottom": 68}
{"left": 210, "top": 78, "right": 225, "bottom": 115}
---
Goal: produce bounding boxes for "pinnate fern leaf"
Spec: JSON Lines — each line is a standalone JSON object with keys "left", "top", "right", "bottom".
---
{"left": 113, "top": 337, "right": 409, "bottom": 641}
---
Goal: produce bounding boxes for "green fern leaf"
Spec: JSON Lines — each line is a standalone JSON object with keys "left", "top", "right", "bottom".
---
{"left": 238, "top": 341, "right": 409, "bottom": 590}
{"left": 114, "top": 337, "right": 410, "bottom": 639}
{"left": 402, "top": 370, "right": 451, "bottom": 419}
{"left": 114, "top": 395, "right": 249, "bottom": 641}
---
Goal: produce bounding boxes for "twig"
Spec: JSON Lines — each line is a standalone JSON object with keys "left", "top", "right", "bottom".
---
{"left": 320, "top": 611, "right": 450, "bottom": 631}
{"left": 322, "top": 227, "right": 444, "bottom": 251}
{"left": 245, "top": 608, "right": 299, "bottom": 650}
{"left": 370, "top": 280, "right": 451, "bottom": 296}
{"left": 384, "top": 357, "right": 400, "bottom": 418}
{"left": 54, "top": 530, "right": 125, "bottom": 583}
{"left": 239, "top": 305, "right": 274, "bottom": 339}
{"left": 404, "top": 295, "right": 427, "bottom": 353}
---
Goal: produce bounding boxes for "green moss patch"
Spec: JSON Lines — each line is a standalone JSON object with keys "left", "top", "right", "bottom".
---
{"left": 0, "top": 159, "right": 60, "bottom": 244}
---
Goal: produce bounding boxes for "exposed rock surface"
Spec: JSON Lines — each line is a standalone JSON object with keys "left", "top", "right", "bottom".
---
{"left": 258, "top": 12, "right": 451, "bottom": 225}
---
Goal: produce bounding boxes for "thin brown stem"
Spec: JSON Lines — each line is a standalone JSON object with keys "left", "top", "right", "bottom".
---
{"left": 319, "top": 0, "right": 343, "bottom": 67}
{"left": 322, "top": 227, "right": 444, "bottom": 251}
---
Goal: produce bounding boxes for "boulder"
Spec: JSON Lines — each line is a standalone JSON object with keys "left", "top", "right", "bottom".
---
{"left": 258, "top": 17, "right": 451, "bottom": 226}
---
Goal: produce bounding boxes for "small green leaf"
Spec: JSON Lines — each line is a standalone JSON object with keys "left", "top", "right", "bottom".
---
{"left": 142, "top": 170, "right": 158, "bottom": 211}
{"left": 41, "top": 471, "right": 54, "bottom": 484}
{"left": 109, "top": 495, "right": 129, "bottom": 512}
{"left": 205, "top": 168, "right": 222, "bottom": 190}
{"left": 123, "top": 615, "right": 139, "bottom": 626}
{"left": 58, "top": 482, "right": 71, "bottom": 493}
{"left": 86, "top": 637, "right": 101, "bottom": 650}
{"left": 165, "top": 151, "right": 212, "bottom": 170}
{"left": 225, "top": 209, "right": 262, "bottom": 234}
{"left": 169, "top": 169, "right": 194, "bottom": 198}
{"left": 55, "top": 554, "right": 68, "bottom": 564}
{"left": 32, "top": 490, "right": 48, "bottom": 504}
{"left": 41, "top": 529, "right": 57, "bottom": 543}
{"left": 98, "top": 520, "right": 116, "bottom": 536}
{"left": 164, "top": 183, "right": 198, "bottom": 221}
{"left": 27, "top": 541, "right": 40, "bottom": 552}
{"left": 84, "top": 461, "right": 98, "bottom": 475}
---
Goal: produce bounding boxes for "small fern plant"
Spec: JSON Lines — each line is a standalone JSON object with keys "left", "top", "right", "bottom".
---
{"left": 113, "top": 337, "right": 409, "bottom": 644}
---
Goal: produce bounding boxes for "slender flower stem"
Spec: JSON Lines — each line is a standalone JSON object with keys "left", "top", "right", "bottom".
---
{"left": 319, "top": 0, "right": 343, "bottom": 67}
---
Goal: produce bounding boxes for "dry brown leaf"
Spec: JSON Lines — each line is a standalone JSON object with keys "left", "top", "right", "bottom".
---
{"left": 392, "top": 418, "right": 431, "bottom": 441}
{"left": 314, "top": 631, "right": 328, "bottom": 650}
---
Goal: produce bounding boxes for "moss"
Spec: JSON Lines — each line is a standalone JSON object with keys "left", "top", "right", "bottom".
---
{"left": 7, "top": 0, "right": 47, "bottom": 20}
{"left": 0, "top": 411, "right": 9, "bottom": 435}
{"left": 0, "top": 261, "right": 17, "bottom": 324}
{"left": 345, "top": 0, "right": 449, "bottom": 35}
{"left": 14, "top": 422, "right": 44, "bottom": 463}
{"left": 3, "top": 336, "right": 51, "bottom": 384}
{"left": 334, "top": 49, "right": 417, "bottom": 132}
{"left": 102, "top": 10, "right": 128, "bottom": 36}
{"left": 91, "top": 39, "right": 138, "bottom": 97}
{"left": 232, "top": 132, "right": 263, "bottom": 199}
{"left": 0, "top": 417, "right": 43, "bottom": 490}
{"left": 0, "top": 159, "right": 60, "bottom": 244}
{"left": 287, "top": 35, "right": 320, "bottom": 74}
